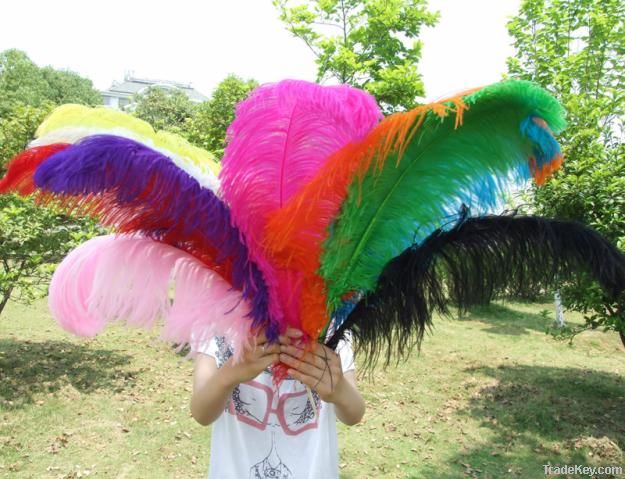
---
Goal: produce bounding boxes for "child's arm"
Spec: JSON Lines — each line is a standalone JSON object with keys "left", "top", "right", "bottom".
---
{"left": 191, "top": 334, "right": 280, "bottom": 426}
{"left": 326, "top": 370, "right": 365, "bottom": 425}
{"left": 279, "top": 330, "right": 366, "bottom": 426}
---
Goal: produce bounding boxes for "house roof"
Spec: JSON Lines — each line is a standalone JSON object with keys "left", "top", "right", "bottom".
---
{"left": 101, "top": 75, "right": 208, "bottom": 102}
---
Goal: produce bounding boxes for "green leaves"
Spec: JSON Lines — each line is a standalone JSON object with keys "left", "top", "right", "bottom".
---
{"left": 40, "top": 66, "right": 102, "bottom": 107}
{"left": 508, "top": 0, "right": 625, "bottom": 342}
{"left": 132, "top": 87, "right": 196, "bottom": 134}
{"left": 183, "top": 75, "right": 257, "bottom": 159}
{"left": 130, "top": 75, "right": 257, "bottom": 160}
{"left": 274, "top": 0, "right": 439, "bottom": 112}
{"left": 0, "top": 49, "right": 100, "bottom": 118}
{"left": 0, "top": 103, "right": 54, "bottom": 172}
{"left": 0, "top": 195, "right": 100, "bottom": 315}
{"left": 0, "top": 49, "right": 102, "bottom": 170}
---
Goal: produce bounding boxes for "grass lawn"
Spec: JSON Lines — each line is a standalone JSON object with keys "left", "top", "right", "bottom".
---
{"left": 1, "top": 298, "right": 623, "bottom": 478}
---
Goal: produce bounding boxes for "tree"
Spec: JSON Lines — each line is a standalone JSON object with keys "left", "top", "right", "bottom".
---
{"left": 0, "top": 49, "right": 101, "bottom": 117}
{"left": 0, "top": 194, "right": 99, "bottom": 316}
{"left": 507, "top": 0, "right": 625, "bottom": 345}
{"left": 184, "top": 74, "right": 258, "bottom": 158}
{"left": 274, "top": 0, "right": 438, "bottom": 112}
{"left": 41, "top": 66, "right": 102, "bottom": 106}
{"left": 132, "top": 86, "right": 196, "bottom": 133}
{"left": 0, "top": 50, "right": 49, "bottom": 116}
{"left": 0, "top": 49, "right": 101, "bottom": 167}
{"left": 0, "top": 103, "right": 54, "bottom": 170}
{"left": 0, "top": 50, "right": 102, "bottom": 317}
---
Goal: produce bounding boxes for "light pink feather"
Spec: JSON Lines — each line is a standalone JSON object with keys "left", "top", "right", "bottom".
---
{"left": 219, "top": 80, "right": 382, "bottom": 331}
{"left": 167, "top": 254, "right": 253, "bottom": 356}
{"left": 48, "top": 235, "right": 252, "bottom": 355}
{"left": 49, "top": 235, "right": 110, "bottom": 336}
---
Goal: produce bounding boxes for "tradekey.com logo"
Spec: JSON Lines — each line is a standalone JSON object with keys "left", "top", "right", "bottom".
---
{"left": 543, "top": 464, "right": 623, "bottom": 476}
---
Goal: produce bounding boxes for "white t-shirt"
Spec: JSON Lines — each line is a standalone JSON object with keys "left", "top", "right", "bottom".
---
{"left": 196, "top": 336, "right": 355, "bottom": 479}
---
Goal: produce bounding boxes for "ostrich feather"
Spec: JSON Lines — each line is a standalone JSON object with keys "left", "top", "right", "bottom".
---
{"left": 321, "top": 82, "right": 565, "bottom": 312}
{"left": 325, "top": 214, "right": 625, "bottom": 369}
{"left": 49, "top": 235, "right": 254, "bottom": 356}
{"left": 31, "top": 104, "right": 220, "bottom": 191}
{"left": 48, "top": 235, "right": 110, "bottom": 337}
{"left": 220, "top": 80, "right": 382, "bottom": 334}
{"left": 33, "top": 135, "right": 271, "bottom": 334}
{"left": 0, "top": 144, "right": 69, "bottom": 195}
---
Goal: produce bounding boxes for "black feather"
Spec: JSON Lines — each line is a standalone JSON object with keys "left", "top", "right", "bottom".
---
{"left": 325, "top": 213, "right": 625, "bottom": 369}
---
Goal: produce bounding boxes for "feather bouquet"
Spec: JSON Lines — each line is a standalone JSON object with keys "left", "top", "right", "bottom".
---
{"left": 2, "top": 79, "right": 624, "bottom": 368}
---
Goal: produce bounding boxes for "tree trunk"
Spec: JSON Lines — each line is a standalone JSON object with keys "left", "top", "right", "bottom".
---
{"left": 0, "top": 289, "right": 12, "bottom": 316}
{"left": 554, "top": 290, "right": 566, "bottom": 327}
{"left": 619, "top": 330, "right": 625, "bottom": 349}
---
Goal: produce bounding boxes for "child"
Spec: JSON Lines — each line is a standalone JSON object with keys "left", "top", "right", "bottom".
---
{"left": 191, "top": 328, "right": 364, "bottom": 478}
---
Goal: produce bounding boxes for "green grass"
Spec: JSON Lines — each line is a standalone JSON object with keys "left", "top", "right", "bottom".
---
{"left": 1, "top": 299, "right": 623, "bottom": 478}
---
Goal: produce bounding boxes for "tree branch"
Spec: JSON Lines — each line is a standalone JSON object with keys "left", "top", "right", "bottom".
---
{"left": 288, "top": 28, "right": 322, "bottom": 60}
{"left": 340, "top": 0, "right": 348, "bottom": 83}
{"left": 311, "top": 21, "right": 343, "bottom": 30}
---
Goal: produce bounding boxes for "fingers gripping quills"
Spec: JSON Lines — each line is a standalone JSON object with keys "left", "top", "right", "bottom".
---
{"left": 276, "top": 329, "right": 344, "bottom": 403}
{"left": 226, "top": 335, "right": 283, "bottom": 385}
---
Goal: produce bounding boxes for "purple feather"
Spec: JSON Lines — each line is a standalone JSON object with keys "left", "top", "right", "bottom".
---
{"left": 33, "top": 135, "right": 273, "bottom": 337}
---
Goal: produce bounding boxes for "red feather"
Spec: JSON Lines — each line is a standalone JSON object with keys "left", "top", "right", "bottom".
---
{"left": 0, "top": 144, "right": 70, "bottom": 195}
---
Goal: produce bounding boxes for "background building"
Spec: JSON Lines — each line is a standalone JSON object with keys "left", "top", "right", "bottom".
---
{"left": 101, "top": 74, "right": 208, "bottom": 110}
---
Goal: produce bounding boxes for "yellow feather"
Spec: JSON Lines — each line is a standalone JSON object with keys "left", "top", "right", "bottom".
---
{"left": 36, "top": 104, "right": 221, "bottom": 176}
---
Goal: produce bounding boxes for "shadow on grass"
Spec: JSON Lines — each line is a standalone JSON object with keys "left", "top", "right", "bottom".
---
{"left": 416, "top": 365, "right": 625, "bottom": 478}
{"left": 458, "top": 302, "right": 552, "bottom": 336}
{"left": 0, "top": 339, "right": 134, "bottom": 410}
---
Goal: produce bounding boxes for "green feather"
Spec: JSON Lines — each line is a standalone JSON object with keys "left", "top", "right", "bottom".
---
{"left": 320, "top": 80, "right": 566, "bottom": 312}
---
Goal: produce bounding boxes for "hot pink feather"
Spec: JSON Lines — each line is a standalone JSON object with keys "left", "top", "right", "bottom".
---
{"left": 219, "top": 80, "right": 382, "bottom": 332}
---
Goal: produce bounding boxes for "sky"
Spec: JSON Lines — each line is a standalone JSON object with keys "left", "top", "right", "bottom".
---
{"left": 0, "top": 0, "right": 521, "bottom": 102}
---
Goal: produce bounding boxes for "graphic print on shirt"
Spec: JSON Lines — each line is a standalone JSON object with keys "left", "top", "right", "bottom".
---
{"left": 249, "top": 430, "right": 293, "bottom": 479}
{"left": 211, "top": 336, "right": 234, "bottom": 368}
{"left": 229, "top": 378, "right": 321, "bottom": 435}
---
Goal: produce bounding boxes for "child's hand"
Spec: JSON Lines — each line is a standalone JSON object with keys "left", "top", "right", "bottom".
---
{"left": 279, "top": 328, "right": 345, "bottom": 403}
{"left": 222, "top": 332, "right": 281, "bottom": 385}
